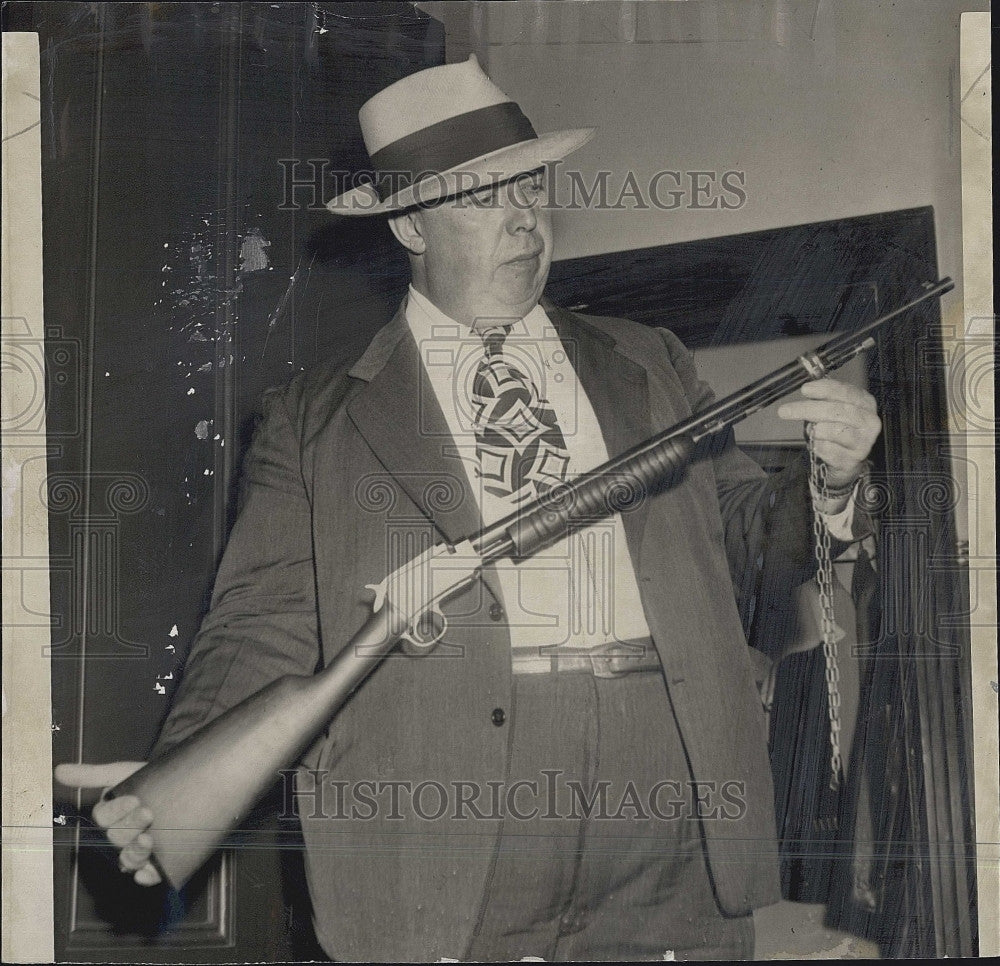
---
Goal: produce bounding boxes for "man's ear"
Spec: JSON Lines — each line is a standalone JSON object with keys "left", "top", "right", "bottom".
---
{"left": 387, "top": 210, "right": 426, "bottom": 255}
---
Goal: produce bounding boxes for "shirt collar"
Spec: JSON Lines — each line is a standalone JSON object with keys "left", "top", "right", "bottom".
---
{"left": 405, "top": 284, "right": 552, "bottom": 344}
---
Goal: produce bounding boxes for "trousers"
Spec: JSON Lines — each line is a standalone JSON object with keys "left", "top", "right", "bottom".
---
{"left": 464, "top": 669, "right": 755, "bottom": 962}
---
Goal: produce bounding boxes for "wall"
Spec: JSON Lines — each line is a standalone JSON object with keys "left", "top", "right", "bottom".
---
{"left": 422, "top": 0, "right": 980, "bottom": 281}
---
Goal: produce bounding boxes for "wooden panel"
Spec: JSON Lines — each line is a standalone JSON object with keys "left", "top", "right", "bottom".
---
{"left": 10, "top": 2, "right": 442, "bottom": 960}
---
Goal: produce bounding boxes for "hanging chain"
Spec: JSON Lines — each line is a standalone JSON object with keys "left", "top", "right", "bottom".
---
{"left": 807, "top": 424, "right": 843, "bottom": 792}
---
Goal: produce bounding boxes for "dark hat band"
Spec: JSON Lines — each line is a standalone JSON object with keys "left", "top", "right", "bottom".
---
{"left": 368, "top": 101, "right": 538, "bottom": 201}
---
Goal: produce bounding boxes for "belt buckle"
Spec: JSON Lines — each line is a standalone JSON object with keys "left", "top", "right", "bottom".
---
{"left": 588, "top": 653, "right": 621, "bottom": 678}
{"left": 588, "top": 643, "right": 655, "bottom": 678}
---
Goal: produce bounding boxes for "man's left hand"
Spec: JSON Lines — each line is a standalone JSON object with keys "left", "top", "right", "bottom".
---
{"left": 776, "top": 377, "right": 882, "bottom": 488}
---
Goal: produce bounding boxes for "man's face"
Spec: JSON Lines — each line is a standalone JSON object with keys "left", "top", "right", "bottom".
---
{"left": 407, "top": 169, "right": 553, "bottom": 329}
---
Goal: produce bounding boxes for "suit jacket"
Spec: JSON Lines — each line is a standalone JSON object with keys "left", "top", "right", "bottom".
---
{"left": 154, "top": 301, "right": 820, "bottom": 961}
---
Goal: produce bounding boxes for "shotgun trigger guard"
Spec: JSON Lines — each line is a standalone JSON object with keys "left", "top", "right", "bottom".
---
{"left": 401, "top": 605, "right": 448, "bottom": 651}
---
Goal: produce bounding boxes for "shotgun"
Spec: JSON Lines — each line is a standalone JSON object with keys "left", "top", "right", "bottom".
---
{"left": 96, "top": 278, "right": 954, "bottom": 889}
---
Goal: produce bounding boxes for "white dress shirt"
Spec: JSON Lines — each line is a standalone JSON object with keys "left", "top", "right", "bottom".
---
{"left": 405, "top": 285, "right": 856, "bottom": 672}
{"left": 406, "top": 286, "right": 652, "bottom": 671}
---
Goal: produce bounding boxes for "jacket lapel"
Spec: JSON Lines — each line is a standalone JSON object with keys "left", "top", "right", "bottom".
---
{"left": 345, "top": 304, "right": 504, "bottom": 605}
{"left": 546, "top": 305, "right": 653, "bottom": 561}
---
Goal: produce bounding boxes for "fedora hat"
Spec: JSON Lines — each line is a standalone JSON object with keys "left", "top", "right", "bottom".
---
{"left": 325, "top": 54, "right": 595, "bottom": 216}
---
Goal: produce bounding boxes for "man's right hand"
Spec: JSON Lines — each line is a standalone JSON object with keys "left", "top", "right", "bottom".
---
{"left": 53, "top": 762, "right": 162, "bottom": 886}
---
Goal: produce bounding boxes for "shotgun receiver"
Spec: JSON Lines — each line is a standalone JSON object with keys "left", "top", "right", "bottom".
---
{"left": 97, "top": 278, "right": 953, "bottom": 889}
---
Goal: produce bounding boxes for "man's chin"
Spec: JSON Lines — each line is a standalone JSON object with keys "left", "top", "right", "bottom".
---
{"left": 484, "top": 274, "right": 549, "bottom": 321}
{"left": 475, "top": 296, "right": 543, "bottom": 328}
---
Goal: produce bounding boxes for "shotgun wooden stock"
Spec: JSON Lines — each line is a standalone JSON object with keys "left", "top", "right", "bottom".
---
{"left": 113, "top": 602, "right": 407, "bottom": 889}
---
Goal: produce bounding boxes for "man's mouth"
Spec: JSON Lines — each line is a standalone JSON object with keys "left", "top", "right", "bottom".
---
{"left": 506, "top": 249, "right": 544, "bottom": 264}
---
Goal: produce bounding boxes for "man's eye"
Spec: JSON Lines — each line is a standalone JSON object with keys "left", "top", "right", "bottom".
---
{"left": 519, "top": 173, "right": 546, "bottom": 196}
{"left": 469, "top": 189, "right": 498, "bottom": 208}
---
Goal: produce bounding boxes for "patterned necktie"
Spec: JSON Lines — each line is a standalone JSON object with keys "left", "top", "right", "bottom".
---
{"left": 471, "top": 324, "right": 571, "bottom": 502}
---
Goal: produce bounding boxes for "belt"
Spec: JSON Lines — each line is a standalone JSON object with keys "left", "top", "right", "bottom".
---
{"left": 511, "top": 638, "right": 663, "bottom": 678}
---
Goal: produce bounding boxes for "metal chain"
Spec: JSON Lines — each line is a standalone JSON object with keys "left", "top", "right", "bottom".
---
{"left": 807, "top": 424, "right": 843, "bottom": 792}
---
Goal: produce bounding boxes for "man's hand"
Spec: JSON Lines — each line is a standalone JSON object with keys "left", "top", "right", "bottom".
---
{"left": 54, "top": 761, "right": 162, "bottom": 886}
{"left": 776, "top": 378, "right": 882, "bottom": 488}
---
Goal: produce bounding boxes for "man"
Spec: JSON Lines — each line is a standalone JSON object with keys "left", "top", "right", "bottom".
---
{"left": 58, "top": 56, "right": 881, "bottom": 961}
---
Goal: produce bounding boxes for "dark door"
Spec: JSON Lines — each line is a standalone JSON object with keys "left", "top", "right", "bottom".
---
{"left": 0, "top": 2, "right": 441, "bottom": 960}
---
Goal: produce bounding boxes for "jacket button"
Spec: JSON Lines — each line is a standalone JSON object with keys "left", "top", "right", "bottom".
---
{"left": 489, "top": 602, "right": 504, "bottom": 622}
{"left": 490, "top": 707, "right": 506, "bottom": 726}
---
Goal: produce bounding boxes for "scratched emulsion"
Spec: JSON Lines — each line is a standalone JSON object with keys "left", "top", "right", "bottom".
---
{"left": 155, "top": 214, "right": 274, "bottom": 462}
{"left": 154, "top": 218, "right": 219, "bottom": 696}
{"left": 239, "top": 226, "right": 271, "bottom": 274}
{"left": 153, "top": 214, "right": 273, "bottom": 694}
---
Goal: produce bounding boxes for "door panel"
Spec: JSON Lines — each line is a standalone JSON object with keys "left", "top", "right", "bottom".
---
{"left": 3, "top": 2, "right": 442, "bottom": 960}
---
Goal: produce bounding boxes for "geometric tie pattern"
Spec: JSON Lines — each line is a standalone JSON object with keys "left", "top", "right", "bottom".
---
{"left": 471, "top": 324, "right": 571, "bottom": 502}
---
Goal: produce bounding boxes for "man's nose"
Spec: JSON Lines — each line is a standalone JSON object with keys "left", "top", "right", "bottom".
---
{"left": 505, "top": 180, "right": 539, "bottom": 232}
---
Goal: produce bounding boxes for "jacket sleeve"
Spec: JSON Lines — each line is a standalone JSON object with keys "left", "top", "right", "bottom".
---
{"left": 150, "top": 386, "right": 319, "bottom": 758}
{"left": 655, "top": 328, "right": 823, "bottom": 641}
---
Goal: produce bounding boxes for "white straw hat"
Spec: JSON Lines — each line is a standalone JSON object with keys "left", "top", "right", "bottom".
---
{"left": 325, "top": 54, "right": 595, "bottom": 216}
